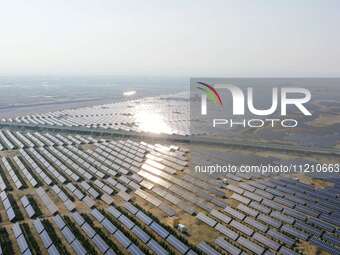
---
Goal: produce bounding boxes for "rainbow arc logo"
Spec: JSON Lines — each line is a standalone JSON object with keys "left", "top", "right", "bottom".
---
{"left": 196, "top": 82, "right": 223, "bottom": 106}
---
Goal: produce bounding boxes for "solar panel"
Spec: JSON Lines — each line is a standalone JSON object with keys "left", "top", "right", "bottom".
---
{"left": 80, "top": 181, "right": 91, "bottom": 190}
{"left": 25, "top": 205, "right": 36, "bottom": 218}
{"left": 164, "top": 193, "right": 180, "bottom": 205}
{"left": 74, "top": 189, "right": 85, "bottom": 200}
{"left": 21, "top": 247, "right": 30, "bottom": 255}
{"left": 227, "top": 184, "right": 244, "bottom": 194}
{"left": 211, "top": 198, "right": 226, "bottom": 208}
{"left": 71, "top": 239, "right": 87, "bottom": 255}
{"left": 58, "top": 192, "right": 68, "bottom": 202}
{"left": 310, "top": 237, "right": 340, "bottom": 255}
{"left": 318, "top": 200, "right": 339, "bottom": 211}
{"left": 136, "top": 211, "right": 153, "bottom": 226}
{"left": 281, "top": 224, "right": 309, "bottom": 240}
{"left": 224, "top": 206, "right": 245, "bottom": 220}
{"left": 17, "top": 235, "right": 29, "bottom": 253}
{"left": 81, "top": 223, "right": 96, "bottom": 239}
{"left": 118, "top": 176, "right": 131, "bottom": 185}
{"left": 64, "top": 200, "right": 75, "bottom": 212}
{"left": 3, "top": 198, "right": 11, "bottom": 210}
{"left": 237, "top": 204, "right": 258, "bottom": 217}
{"left": 150, "top": 222, "right": 169, "bottom": 239}
{"left": 147, "top": 239, "right": 169, "bottom": 255}
{"left": 257, "top": 214, "right": 282, "bottom": 228}
{"left": 82, "top": 196, "right": 95, "bottom": 208}
{"left": 283, "top": 207, "right": 306, "bottom": 221}
{"left": 140, "top": 180, "right": 154, "bottom": 190}
{"left": 102, "top": 185, "right": 114, "bottom": 195}
{"left": 47, "top": 244, "right": 60, "bottom": 255}
{"left": 215, "top": 223, "right": 239, "bottom": 240}
{"left": 244, "top": 217, "right": 268, "bottom": 232}
{"left": 128, "top": 244, "right": 144, "bottom": 255}
{"left": 94, "top": 180, "right": 104, "bottom": 188}
{"left": 114, "top": 230, "right": 131, "bottom": 248}
{"left": 166, "top": 235, "right": 189, "bottom": 254}
{"left": 40, "top": 230, "right": 52, "bottom": 248}
{"left": 271, "top": 211, "right": 295, "bottom": 224}
{"left": 128, "top": 181, "right": 140, "bottom": 190}
{"left": 102, "top": 218, "right": 117, "bottom": 234}
{"left": 253, "top": 233, "right": 280, "bottom": 251}
{"left": 36, "top": 188, "right": 58, "bottom": 215}
{"left": 215, "top": 237, "right": 241, "bottom": 255}
{"left": 237, "top": 236, "right": 264, "bottom": 255}
{"left": 20, "top": 196, "right": 30, "bottom": 208}
{"left": 196, "top": 212, "right": 217, "bottom": 227}
{"left": 0, "top": 183, "right": 6, "bottom": 191}
{"left": 118, "top": 215, "right": 135, "bottom": 230}
{"left": 117, "top": 191, "right": 131, "bottom": 202}
{"left": 196, "top": 200, "right": 214, "bottom": 212}
{"left": 101, "top": 194, "right": 113, "bottom": 205}
{"left": 92, "top": 234, "right": 109, "bottom": 253}
{"left": 239, "top": 183, "right": 256, "bottom": 192}
{"left": 249, "top": 182, "right": 266, "bottom": 190}
{"left": 52, "top": 185, "right": 62, "bottom": 195}
{"left": 322, "top": 233, "right": 340, "bottom": 246}
{"left": 7, "top": 208, "right": 16, "bottom": 222}
{"left": 197, "top": 241, "right": 220, "bottom": 255}
{"left": 0, "top": 191, "right": 7, "bottom": 201}
{"left": 295, "top": 205, "right": 320, "bottom": 218}
{"left": 294, "top": 220, "right": 322, "bottom": 237}
{"left": 210, "top": 209, "right": 231, "bottom": 224}
{"left": 243, "top": 191, "right": 262, "bottom": 202}
{"left": 319, "top": 214, "right": 339, "bottom": 226}
{"left": 231, "top": 193, "right": 250, "bottom": 205}
{"left": 71, "top": 212, "right": 85, "bottom": 226}
{"left": 284, "top": 194, "right": 306, "bottom": 205}
{"left": 307, "top": 217, "right": 335, "bottom": 232}
{"left": 91, "top": 208, "right": 105, "bottom": 223}
{"left": 159, "top": 203, "right": 176, "bottom": 217}
{"left": 105, "top": 249, "right": 116, "bottom": 255}
{"left": 107, "top": 206, "right": 122, "bottom": 219}
{"left": 267, "top": 228, "right": 295, "bottom": 247}
{"left": 276, "top": 186, "right": 295, "bottom": 195}
{"left": 273, "top": 197, "right": 295, "bottom": 208}
{"left": 230, "top": 220, "right": 253, "bottom": 236}
{"left": 262, "top": 199, "right": 284, "bottom": 211}
{"left": 33, "top": 219, "right": 45, "bottom": 234}
{"left": 130, "top": 174, "right": 143, "bottom": 183}
{"left": 61, "top": 227, "right": 76, "bottom": 244}
{"left": 131, "top": 225, "right": 150, "bottom": 243}
{"left": 255, "top": 189, "right": 274, "bottom": 199}
{"left": 278, "top": 246, "right": 299, "bottom": 255}
{"left": 12, "top": 223, "right": 22, "bottom": 238}
{"left": 53, "top": 215, "right": 66, "bottom": 230}
{"left": 124, "top": 202, "right": 138, "bottom": 215}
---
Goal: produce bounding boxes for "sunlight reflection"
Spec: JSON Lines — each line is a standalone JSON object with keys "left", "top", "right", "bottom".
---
{"left": 134, "top": 108, "right": 173, "bottom": 134}
{"left": 123, "top": 90, "right": 136, "bottom": 96}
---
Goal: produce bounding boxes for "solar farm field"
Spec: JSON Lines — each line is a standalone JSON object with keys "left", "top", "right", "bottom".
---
{"left": 0, "top": 128, "right": 339, "bottom": 255}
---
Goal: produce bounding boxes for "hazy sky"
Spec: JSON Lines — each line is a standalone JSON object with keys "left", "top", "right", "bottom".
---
{"left": 1, "top": 0, "right": 339, "bottom": 76}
